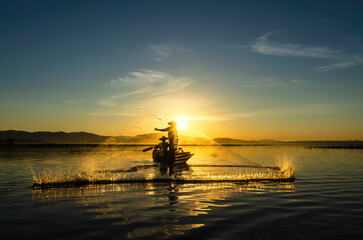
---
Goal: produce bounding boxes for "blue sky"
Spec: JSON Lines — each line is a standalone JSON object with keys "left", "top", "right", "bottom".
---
{"left": 0, "top": 0, "right": 362, "bottom": 140}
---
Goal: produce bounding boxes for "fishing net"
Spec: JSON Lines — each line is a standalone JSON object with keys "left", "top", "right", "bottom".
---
{"left": 31, "top": 115, "right": 294, "bottom": 187}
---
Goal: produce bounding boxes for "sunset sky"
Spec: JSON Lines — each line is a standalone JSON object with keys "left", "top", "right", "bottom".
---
{"left": 0, "top": 0, "right": 362, "bottom": 140}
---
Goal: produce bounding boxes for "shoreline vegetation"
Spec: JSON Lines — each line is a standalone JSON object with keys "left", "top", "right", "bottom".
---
{"left": 0, "top": 130, "right": 362, "bottom": 149}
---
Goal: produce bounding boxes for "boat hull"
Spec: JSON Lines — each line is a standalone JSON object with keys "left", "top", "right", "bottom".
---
{"left": 153, "top": 148, "right": 193, "bottom": 165}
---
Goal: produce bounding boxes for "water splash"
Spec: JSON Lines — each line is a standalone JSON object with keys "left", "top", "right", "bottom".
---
{"left": 31, "top": 144, "right": 295, "bottom": 187}
{"left": 275, "top": 154, "right": 295, "bottom": 179}
{"left": 32, "top": 163, "right": 294, "bottom": 188}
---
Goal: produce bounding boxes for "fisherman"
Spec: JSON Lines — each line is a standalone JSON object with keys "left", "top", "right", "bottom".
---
{"left": 154, "top": 121, "right": 179, "bottom": 154}
{"left": 158, "top": 136, "right": 168, "bottom": 156}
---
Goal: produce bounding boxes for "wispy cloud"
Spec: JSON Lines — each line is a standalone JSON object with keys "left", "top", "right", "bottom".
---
{"left": 315, "top": 62, "right": 358, "bottom": 72}
{"left": 240, "top": 77, "right": 287, "bottom": 88}
{"left": 252, "top": 32, "right": 335, "bottom": 58}
{"left": 251, "top": 32, "right": 363, "bottom": 72}
{"left": 99, "top": 70, "right": 192, "bottom": 107}
{"left": 149, "top": 44, "right": 190, "bottom": 62}
{"left": 239, "top": 76, "right": 306, "bottom": 88}
{"left": 76, "top": 69, "right": 210, "bottom": 121}
{"left": 315, "top": 54, "right": 363, "bottom": 72}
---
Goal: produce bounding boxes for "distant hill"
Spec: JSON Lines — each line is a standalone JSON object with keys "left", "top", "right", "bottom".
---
{"left": 0, "top": 130, "right": 362, "bottom": 148}
{"left": 0, "top": 130, "right": 167, "bottom": 144}
{"left": 0, "top": 130, "right": 217, "bottom": 145}
{"left": 0, "top": 130, "right": 108, "bottom": 143}
{"left": 114, "top": 133, "right": 164, "bottom": 144}
{"left": 214, "top": 138, "right": 281, "bottom": 145}
{"left": 214, "top": 137, "right": 363, "bottom": 148}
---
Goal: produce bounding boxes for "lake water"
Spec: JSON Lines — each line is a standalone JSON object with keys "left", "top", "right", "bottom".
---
{"left": 0, "top": 146, "right": 362, "bottom": 239}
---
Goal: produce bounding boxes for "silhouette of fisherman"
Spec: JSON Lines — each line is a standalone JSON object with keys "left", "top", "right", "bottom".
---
{"left": 154, "top": 121, "right": 179, "bottom": 157}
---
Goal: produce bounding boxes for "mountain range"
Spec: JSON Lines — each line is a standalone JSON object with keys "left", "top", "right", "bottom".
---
{"left": 0, "top": 130, "right": 362, "bottom": 147}
{"left": 0, "top": 130, "right": 213, "bottom": 144}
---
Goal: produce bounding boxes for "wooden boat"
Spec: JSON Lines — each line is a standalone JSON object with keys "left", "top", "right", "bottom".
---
{"left": 153, "top": 148, "right": 194, "bottom": 164}
{"left": 152, "top": 137, "right": 193, "bottom": 165}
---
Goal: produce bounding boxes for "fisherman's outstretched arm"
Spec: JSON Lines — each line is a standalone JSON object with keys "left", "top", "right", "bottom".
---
{"left": 154, "top": 128, "right": 168, "bottom": 132}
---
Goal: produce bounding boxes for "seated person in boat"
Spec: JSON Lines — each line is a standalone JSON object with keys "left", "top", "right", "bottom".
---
{"left": 154, "top": 136, "right": 168, "bottom": 158}
{"left": 154, "top": 121, "right": 179, "bottom": 154}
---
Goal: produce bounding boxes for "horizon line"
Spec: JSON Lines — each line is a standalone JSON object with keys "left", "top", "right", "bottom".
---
{"left": 1, "top": 129, "right": 362, "bottom": 142}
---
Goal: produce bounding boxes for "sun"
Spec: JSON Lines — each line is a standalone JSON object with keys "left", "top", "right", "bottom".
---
{"left": 176, "top": 117, "right": 187, "bottom": 130}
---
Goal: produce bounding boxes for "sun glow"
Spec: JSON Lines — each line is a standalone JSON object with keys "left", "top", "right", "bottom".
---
{"left": 176, "top": 117, "right": 187, "bottom": 130}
